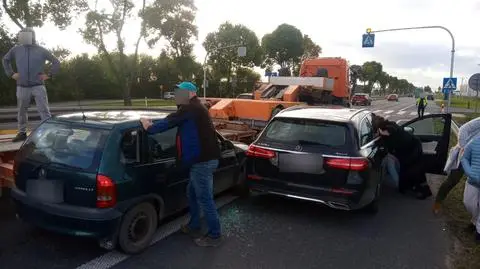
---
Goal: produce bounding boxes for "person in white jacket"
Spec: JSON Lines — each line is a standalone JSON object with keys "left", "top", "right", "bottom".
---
{"left": 434, "top": 117, "right": 480, "bottom": 223}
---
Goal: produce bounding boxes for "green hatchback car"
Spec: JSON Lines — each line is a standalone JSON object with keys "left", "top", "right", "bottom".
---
{"left": 10, "top": 110, "right": 248, "bottom": 254}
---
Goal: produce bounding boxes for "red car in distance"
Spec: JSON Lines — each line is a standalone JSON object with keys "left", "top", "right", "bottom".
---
{"left": 387, "top": 94, "right": 399, "bottom": 102}
{"left": 351, "top": 93, "right": 372, "bottom": 106}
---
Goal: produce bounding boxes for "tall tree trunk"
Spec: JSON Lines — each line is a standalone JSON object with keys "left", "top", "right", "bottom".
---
{"left": 129, "top": 0, "right": 147, "bottom": 102}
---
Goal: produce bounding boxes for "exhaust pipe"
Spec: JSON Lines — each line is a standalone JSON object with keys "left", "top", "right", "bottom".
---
{"left": 327, "top": 201, "right": 350, "bottom": 211}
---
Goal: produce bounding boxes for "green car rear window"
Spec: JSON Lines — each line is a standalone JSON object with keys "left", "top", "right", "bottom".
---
{"left": 19, "top": 122, "right": 109, "bottom": 171}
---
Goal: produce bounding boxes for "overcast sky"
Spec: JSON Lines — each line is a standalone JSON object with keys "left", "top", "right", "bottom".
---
{"left": 4, "top": 0, "right": 480, "bottom": 89}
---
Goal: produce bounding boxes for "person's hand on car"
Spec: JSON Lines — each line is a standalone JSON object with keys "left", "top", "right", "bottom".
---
{"left": 12, "top": 73, "right": 19, "bottom": 80}
{"left": 140, "top": 118, "right": 153, "bottom": 130}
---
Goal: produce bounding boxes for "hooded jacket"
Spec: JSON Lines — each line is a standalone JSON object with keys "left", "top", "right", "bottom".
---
{"left": 146, "top": 96, "right": 221, "bottom": 165}
{"left": 444, "top": 117, "right": 480, "bottom": 173}
{"left": 2, "top": 29, "right": 60, "bottom": 87}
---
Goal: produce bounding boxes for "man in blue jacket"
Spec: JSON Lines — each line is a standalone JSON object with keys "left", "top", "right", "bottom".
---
{"left": 2, "top": 27, "right": 60, "bottom": 142}
{"left": 140, "top": 81, "right": 223, "bottom": 247}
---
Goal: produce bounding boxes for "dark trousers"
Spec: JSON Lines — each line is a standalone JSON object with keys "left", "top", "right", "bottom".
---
{"left": 435, "top": 166, "right": 464, "bottom": 203}
{"left": 417, "top": 105, "right": 425, "bottom": 117}
{"left": 398, "top": 159, "right": 431, "bottom": 196}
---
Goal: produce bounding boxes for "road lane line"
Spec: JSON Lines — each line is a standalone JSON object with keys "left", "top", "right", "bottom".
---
{"left": 373, "top": 110, "right": 382, "bottom": 113}
{"left": 384, "top": 110, "right": 394, "bottom": 114}
{"left": 384, "top": 115, "right": 390, "bottom": 119}
{"left": 424, "top": 112, "right": 431, "bottom": 116}
{"left": 75, "top": 194, "right": 238, "bottom": 269}
{"left": 399, "top": 103, "right": 416, "bottom": 111}
{"left": 409, "top": 112, "right": 417, "bottom": 116}
{"left": 397, "top": 111, "right": 406, "bottom": 115}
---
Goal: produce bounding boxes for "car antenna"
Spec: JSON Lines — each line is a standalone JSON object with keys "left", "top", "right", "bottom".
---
{"left": 75, "top": 85, "right": 87, "bottom": 122}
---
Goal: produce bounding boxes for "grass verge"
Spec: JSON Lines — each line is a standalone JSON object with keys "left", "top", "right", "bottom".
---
{"left": 441, "top": 114, "right": 480, "bottom": 268}
{"left": 436, "top": 97, "right": 480, "bottom": 110}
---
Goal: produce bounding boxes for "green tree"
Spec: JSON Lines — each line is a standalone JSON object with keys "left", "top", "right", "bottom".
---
{"left": 0, "top": 26, "right": 16, "bottom": 105}
{"left": 292, "top": 34, "right": 321, "bottom": 75}
{"left": 388, "top": 76, "right": 399, "bottom": 94}
{"left": 143, "top": 0, "right": 198, "bottom": 80}
{"left": 1, "top": 0, "right": 88, "bottom": 29}
{"left": 424, "top": 85, "right": 432, "bottom": 93}
{"left": 361, "top": 61, "right": 383, "bottom": 93}
{"left": 262, "top": 24, "right": 304, "bottom": 76}
{"left": 79, "top": 0, "right": 142, "bottom": 106}
{"left": 203, "top": 22, "right": 263, "bottom": 96}
{"left": 377, "top": 71, "right": 390, "bottom": 96}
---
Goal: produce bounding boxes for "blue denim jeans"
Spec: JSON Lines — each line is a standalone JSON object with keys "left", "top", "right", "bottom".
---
{"left": 382, "top": 154, "right": 400, "bottom": 188}
{"left": 187, "top": 159, "right": 221, "bottom": 238}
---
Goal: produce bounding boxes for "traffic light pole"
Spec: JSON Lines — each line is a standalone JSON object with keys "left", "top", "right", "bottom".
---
{"left": 369, "top": 26, "right": 456, "bottom": 113}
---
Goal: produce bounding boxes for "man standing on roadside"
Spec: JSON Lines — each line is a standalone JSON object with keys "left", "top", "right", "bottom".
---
{"left": 140, "top": 81, "right": 223, "bottom": 247}
{"left": 2, "top": 27, "right": 60, "bottom": 142}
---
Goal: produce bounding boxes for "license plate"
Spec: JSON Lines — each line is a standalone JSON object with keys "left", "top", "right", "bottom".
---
{"left": 26, "top": 179, "right": 64, "bottom": 203}
{"left": 278, "top": 153, "right": 326, "bottom": 175}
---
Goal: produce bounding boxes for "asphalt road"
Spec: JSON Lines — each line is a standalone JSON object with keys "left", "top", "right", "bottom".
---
{"left": 0, "top": 97, "right": 453, "bottom": 269}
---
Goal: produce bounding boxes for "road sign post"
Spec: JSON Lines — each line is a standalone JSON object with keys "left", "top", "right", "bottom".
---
{"left": 362, "top": 25, "right": 455, "bottom": 112}
{"left": 442, "top": 77, "right": 457, "bottom": 101}
{"left": 468, "top": 73, "right": 480, "bottom": 112}
{"left": 362, "top": 34, "right": 375, "bottom": 48}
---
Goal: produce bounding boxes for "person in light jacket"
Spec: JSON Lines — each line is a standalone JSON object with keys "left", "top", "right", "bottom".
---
{"left": 461, "top": 135, "right": 480, "bottom": 242}
{"left": 434, "top": 117, "right": 480, "bottom": 224}
{"left": 2, "top": 27, "right": 60, "bottom": 142}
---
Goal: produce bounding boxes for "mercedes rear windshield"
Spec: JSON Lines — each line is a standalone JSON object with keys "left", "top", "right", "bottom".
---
{"left": 258, "top": 117, "right": 348, "bottom": 148}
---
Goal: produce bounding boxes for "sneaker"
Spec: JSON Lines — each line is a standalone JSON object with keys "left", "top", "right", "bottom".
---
{"left": 180, "top": 224, "right": 203, "bottom": 238}
{"left": 12, "top": 132, "right": 27, "bottom": 143}
{"left": 194, "top": 235, "right": 224, "bottom": 247}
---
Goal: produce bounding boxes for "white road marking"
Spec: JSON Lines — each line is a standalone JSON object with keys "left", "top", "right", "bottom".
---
{"left": 399, "top": 103, "right": 416, "bottom": 111}
{"left": 384, "top": 115, "right": 391, "bottom": 119}
{"left": 373, "top": 110, "right": 382, "bottom": 113}
{"left": 397, "top": 111, "right": 406, "bottom": 115}
{"left": 409, "top": 112, "right": 417, "bottom": 116}
{"left": 75, "top": 195, "right": 238, "bottom": 269}
{"left": 384, "top": 110, "right": 394, "bottom": 114}
{"left": 424, "top": 112, "right": 431, "bottom": 116}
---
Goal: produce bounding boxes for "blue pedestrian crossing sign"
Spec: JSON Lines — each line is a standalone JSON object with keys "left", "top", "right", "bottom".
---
{"left": 362, "top": 34, "right": 375, "bottom": 48}
{"left": 442, "top": 77, "right": 457, "bottom": 90}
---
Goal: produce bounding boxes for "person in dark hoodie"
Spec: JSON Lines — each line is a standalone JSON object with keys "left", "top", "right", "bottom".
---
{"left": 140, "top": 81, "right": 223, "bottom": 247}
{"left": 2, "top": 27, "right": 60, "bottom": 142}
{"left": 375, "top": 116, "right": 432, "bottom": 199}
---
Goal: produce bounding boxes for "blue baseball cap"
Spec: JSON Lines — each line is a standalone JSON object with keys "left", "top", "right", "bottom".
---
{"left": 176, "top": 81, "right": 198, "bottom": 92}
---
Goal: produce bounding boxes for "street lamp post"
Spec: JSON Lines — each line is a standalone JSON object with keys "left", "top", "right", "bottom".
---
{"left": 203, "top": 45, "right": 247, "bottom": 98}
{"left": 368, "top": 26, "right": 455, "bottom": 112}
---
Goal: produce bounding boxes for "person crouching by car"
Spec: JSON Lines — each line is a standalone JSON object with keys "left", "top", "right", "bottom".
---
{"left": 376, "top": 120, "right": 432, "bottom": 199}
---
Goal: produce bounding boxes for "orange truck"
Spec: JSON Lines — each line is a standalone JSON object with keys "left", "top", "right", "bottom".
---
{"left": 208, "top": 57, "right": 351, "bottom": 128}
